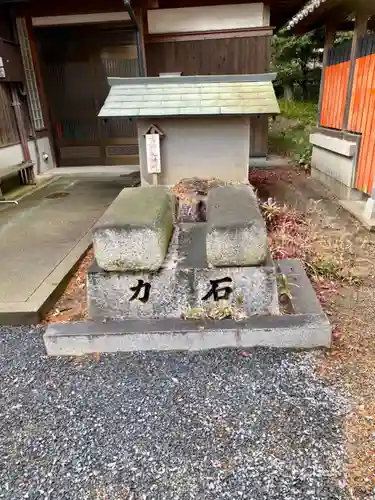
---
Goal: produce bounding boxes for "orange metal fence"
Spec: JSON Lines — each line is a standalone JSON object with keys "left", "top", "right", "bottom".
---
{"left": 320, "top": 35, "right": 375, "bottom": 195}
{"left": 320, "top": 41, "right": 351, "bottom": 129}
{"left": 320, "top": 62, "right": 350, "bottom": 129}
{"left": 348, "top": 52, "right": 375, "bottom": 194}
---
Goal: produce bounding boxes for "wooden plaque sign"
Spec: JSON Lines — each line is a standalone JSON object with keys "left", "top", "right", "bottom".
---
{"left": 145, "top": 133, "right": 161, "bottom": 174}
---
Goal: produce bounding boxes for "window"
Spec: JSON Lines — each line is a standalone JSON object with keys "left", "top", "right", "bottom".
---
{"left": 16, "top": 17, "right": 45, "bottom": 131}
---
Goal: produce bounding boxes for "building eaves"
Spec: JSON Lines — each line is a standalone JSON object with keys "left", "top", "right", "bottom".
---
{"left": 287, "top": 0, "right": 330, "bottom": 30}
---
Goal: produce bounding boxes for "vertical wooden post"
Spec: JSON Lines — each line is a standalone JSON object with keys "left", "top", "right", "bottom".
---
{"left": 134, "top": 8, "right": 148, "bottom": 76}
{"left": 22, "top": 13, "right": 58, "bottom": 169}
{"left": 342, "top": 10, "right": 369, "bottom": 131}
{"left": 317, "top": 24, "right": 336, "bottom": 126}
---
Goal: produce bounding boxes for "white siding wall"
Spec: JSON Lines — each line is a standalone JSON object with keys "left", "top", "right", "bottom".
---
{"left": 138, "top": 117, "right": 250, "bottom": 186}
{"left": 147, "top": 3, "right": 268, "bottom": 34}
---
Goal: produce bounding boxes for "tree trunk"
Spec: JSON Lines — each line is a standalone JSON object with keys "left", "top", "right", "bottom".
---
{"left": 284, "top": 84, "right": 294, "bottom": 101}
{"left": 301, "top": 63, "right": 309, "bottom": 100}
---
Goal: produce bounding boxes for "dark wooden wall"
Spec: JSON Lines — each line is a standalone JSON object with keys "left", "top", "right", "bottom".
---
{"left": 250, "top": 116, "right": 268, "bottom": 158}
{"left": 0, "top": 6, "right": 22, "bottom": 147}
{"left": 29, "top": 0, "right": 125, "bottom": 17}
{"left": 145, "top": 36, "right": 271, "bottom": 76}
{"left": 0, "top": 6, "right": 14, "bottom": 40}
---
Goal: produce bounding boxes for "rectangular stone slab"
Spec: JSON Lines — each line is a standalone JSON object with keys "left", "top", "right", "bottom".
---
{"left": 88, "top": 261, "right": 192, "bottom": 320}
{"left": 93, "top": 186, "right": 173, "bottom": 271}
{"left": 87, "top": 263, "right": 278, "bottom": 320}
{"left": 206, "top": 184, "right": 268, "bottom": 267}
{"left": 44, "top": 313, "right": 331, "bottom": 355}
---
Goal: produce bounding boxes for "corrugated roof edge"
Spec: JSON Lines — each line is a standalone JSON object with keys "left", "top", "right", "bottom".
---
{"left": 108, "top": 73, "right": 278, "bottom": 87}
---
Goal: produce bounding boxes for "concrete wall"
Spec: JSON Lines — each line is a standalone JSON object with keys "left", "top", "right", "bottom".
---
{"left": 137, "top": 117, "right": 250, "bottom": 186}
{"left": 30, "top": 136, "right": 55, "bottom": 174}
{"left": 310, "top": 131, "right": 361, "bottom": 199}
{"left": 0, "top": 135, "right": 55, "bottom": 176}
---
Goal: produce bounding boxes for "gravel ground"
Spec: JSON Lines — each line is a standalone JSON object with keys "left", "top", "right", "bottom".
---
{"left": 0, "top": 327, "right": 349, "bottom": 500}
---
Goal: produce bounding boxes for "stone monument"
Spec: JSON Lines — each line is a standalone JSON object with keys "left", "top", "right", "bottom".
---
{"left": 90, "top": 72, "right": 280, "bottom": 319}
{"left": 44, "top": 180, "right": 332, "bottom": 354}
{"left": 44, "top": 73, "right": 332, "bottom": 354}
{"left": 87, "top": 182, "right": 279, "bottom": 322}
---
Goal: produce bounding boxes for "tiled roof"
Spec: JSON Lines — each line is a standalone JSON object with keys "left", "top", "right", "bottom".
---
{"left": 98, "top": 75, "right": 280, "bottom": 118}
{"left": 287, "top": 0, "right": 329, "bottom": 29}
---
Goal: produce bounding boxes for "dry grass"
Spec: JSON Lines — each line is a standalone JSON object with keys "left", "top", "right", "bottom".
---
{"left": 259, "top": 198, "right": 359, "bottom": 310}
{"left": 345, "top": 402, "right": 375, "bottom": 496}
{"left": 322, "top": 285, "right": 375, "bottom": 498}
{"left": 251, "top": 167, "right": 375, "bottom": 497}
{"left": 183, "top": 297, "right": 247, "bottom": 322}
{"left": 43, "top": 247, "right": 94, "bottom": 324}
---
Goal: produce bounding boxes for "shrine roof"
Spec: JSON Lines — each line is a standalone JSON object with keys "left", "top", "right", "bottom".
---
{"left": 98, "top": 74, "right": 280, "bottom": 118}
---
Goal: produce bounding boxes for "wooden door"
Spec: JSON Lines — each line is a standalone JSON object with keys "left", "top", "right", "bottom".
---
{"left": 37, "top": 24, "right": 139, "bottom": 166}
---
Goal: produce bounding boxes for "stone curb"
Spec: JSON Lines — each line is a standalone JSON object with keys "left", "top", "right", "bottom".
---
{"left": 0, "top": 233, "right": 91, "bottom": 325}
{"left": 44, "top": 314, "right": 331, "bottom": 355}
{"left": 43, "top": 259, "right": 331, "bottom": 355}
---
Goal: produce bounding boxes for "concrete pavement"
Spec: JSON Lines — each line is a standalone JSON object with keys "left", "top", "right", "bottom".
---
{"left": 0, "top": 174, "right": 138, "bottom": 324}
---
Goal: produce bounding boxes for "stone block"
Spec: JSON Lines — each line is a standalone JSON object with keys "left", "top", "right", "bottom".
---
{"left": 310, "top": 132, "right": 357, "bottom": 157}
{"left": 174, "top": 192, "right": 207, "bottom": 223}
{"left": 93, "top": 186, "right": 173, "bottom": 271}
{"left": 87, "top": 261, "right": 279, "bottom": 321}
{"left": 311, "top": 167, "right": 364, "bottom": 201}
{"left": 194, "top": 263, "right": 279, "bottom": 316}
{"left": 206, "top": 184, "right": 268, "bottom": 267}
{"left": 88, "top": 261, "right": 192, "bottom": 321}
{"left": 339, "top": 200, "right": 375, "bottom": 230}
{"left": 364, "top": 197, "right": 375, "bottom": 220}
{"left": 309, "top": 130, "right": 361, "bottom": 195}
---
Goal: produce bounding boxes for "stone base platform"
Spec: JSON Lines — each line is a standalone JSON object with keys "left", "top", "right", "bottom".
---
{"left": 44, "top": 260, "right": 332, "bottom": 355}
{"left": 339, "top": 199, "right": 375, "bottom": 231}
{"left": 87, "top": 223, "right": 279, "bottom": 321}
{"left": 44, "top": 314, "right": 331, "bottom": 355}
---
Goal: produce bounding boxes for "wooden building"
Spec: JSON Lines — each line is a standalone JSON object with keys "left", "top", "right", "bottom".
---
{"left": 288, "top": 0, "right": 375, "bottom": 227}
{"left": 0, "top": 1, "right": 55, "bottom": 181}
{"left": 0, "top": 0, "right": 305, "bottom": 174}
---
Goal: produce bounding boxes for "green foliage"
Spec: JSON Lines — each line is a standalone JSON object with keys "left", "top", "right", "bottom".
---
{"left": 277, "top": 273, "right": 298, "bottom": 301}
{"left": 272, "top": 29, "right": 353, "bottom": 102}
{"left": 272, "top": 28, "right": 324, "bottom": 101}
{"left": 182, "top": 298, "right": 247, "bottom": 322}
{"left": 334, "top": 32, "right": 353, "bottom": 45}
{"left": 270, "top": 27, "right": 352, "bottom": 163}
{"left": 269, "top": 99, "right": 317, "bottom": 167}
{"left": 278, "top": 100, "right": 318, "bottom": 124}
{"left": 305, "top": 257, "right": 343, "bottom": 281}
